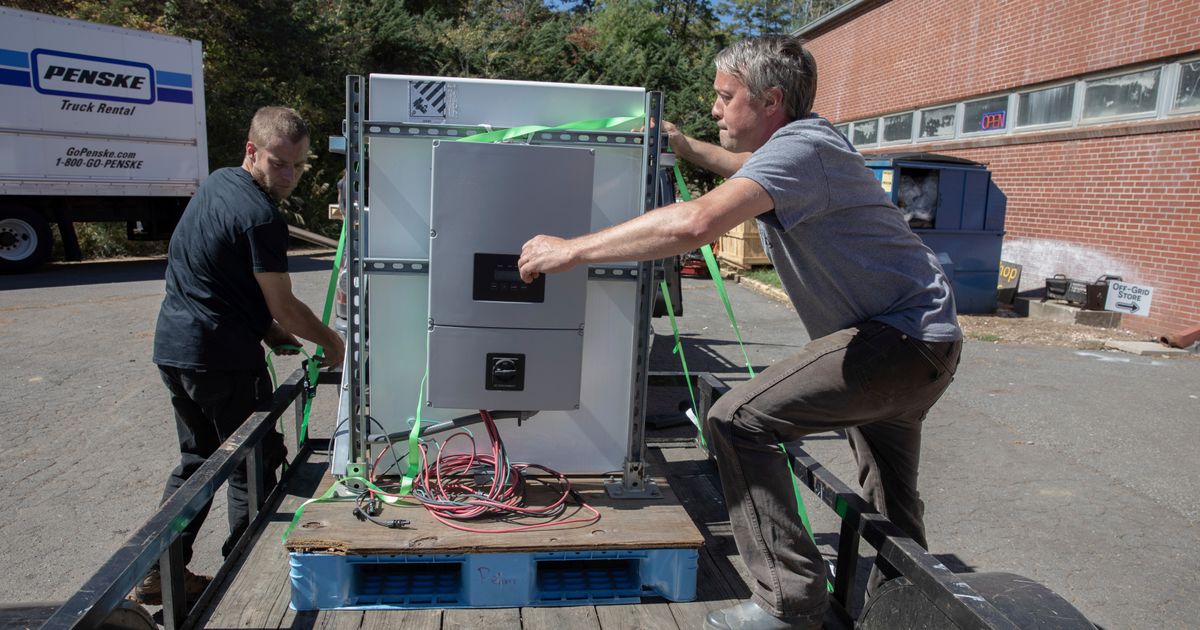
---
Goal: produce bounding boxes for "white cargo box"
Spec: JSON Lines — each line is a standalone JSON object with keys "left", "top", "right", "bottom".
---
{"left": 0, "top": 7, "right": 207, "bottom": 197}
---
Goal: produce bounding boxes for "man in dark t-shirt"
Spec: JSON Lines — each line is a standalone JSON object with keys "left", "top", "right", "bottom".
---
{"left": 134, "top": 106, "right": 344, "bottom": 605}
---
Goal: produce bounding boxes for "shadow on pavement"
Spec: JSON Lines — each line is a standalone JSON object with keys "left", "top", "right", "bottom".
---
{"left": 1, "top": 251, "right": 335, "bottom": 291}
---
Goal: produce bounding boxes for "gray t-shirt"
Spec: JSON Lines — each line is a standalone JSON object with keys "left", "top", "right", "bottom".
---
{"left": 732, "top": 117, "right": 961, "bottom": 342}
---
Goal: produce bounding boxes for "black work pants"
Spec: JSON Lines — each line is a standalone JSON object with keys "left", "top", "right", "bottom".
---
{"left": 705, "top": 321, "right": 961, "bottom": 623}
{"left": 157, "top": 365, "right": 285, "bottom": 564}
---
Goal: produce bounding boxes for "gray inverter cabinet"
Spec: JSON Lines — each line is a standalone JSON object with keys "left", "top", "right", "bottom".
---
{"left": 426, "top": 141, "right": 595, "bottom": 410}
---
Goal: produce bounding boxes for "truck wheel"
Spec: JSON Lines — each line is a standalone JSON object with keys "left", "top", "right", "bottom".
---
{"left": 0, "top": 206, "right": 53, "bottom": 273}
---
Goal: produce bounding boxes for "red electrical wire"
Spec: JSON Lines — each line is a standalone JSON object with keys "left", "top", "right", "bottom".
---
{"left": 369, "top": 410, "right": 600, "bottom": 533}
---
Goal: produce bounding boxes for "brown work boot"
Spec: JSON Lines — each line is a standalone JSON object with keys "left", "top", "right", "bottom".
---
{"left": 129, "top": 566, "right": 212, "bottom": 606}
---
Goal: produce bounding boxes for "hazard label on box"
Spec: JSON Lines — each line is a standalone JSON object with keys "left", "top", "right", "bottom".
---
{"left": 410, "top": 81, "right": 448, "bottom": 120}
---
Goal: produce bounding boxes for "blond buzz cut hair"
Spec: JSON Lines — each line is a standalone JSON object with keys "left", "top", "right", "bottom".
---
{"left": 248, "top": 106, "right": 309, "bottom": 147}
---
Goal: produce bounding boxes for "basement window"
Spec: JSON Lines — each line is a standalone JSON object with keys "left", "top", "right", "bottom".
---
{"left": 962, "top": 96, "right": 1009, "bottom": 134}
{"left": 1173, "top": 59, "right": 1200, "bottom": 112}
{"left": 881, "top": 112, "right": 914, "bottom": 143}
{"left": 1017, "top": 83, "right": 1075, "bottom": 127}
{"left": 851, "top": 119, "right": 878, "bottom": 146}
{"left": 918, "top": 105, "right": 956, "bottom": 140}
{"left": 1082, "top": 68, "right": 1160, "bottom": 120}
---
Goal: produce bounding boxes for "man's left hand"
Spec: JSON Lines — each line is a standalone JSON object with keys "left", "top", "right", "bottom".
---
{"left": 518, "top": 235, "right": 576, "bottom": 283}
{"left": 264, "top": 322, "right": 302, "bottom": 355}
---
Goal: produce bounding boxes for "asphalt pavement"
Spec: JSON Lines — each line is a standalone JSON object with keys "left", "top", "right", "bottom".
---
{"left": 1, "top": 255, "right": 1197, "bottom": 629}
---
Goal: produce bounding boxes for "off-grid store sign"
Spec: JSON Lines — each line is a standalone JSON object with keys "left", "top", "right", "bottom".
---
{"left": 1105, "top": 280, "right": 1154, "bottom": 317}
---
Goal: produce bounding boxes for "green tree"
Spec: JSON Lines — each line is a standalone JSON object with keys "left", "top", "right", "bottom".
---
{"left": 573, "top": 1, "right": 726, "bottom": 190}
{"left": 9, "top": 0, "right": 756, "bottom": 238}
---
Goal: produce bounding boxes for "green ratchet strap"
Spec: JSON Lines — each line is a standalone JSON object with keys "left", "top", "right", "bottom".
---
{"left": 659, "top": 278, "right": 703, "bottom": 446}
{"left": 399, "top": 341, "right": 429, "bottom": 498}
{"left": 299, "top": 218, "right": 348, "bottom": 446}
{"left": 265, "top": 344, "right": 310, "bottom": 389}
{"left": 459, "top": 115, "right": 643, "bottom": 144}
{"left": 672, "top": 165, "right": 755, "bottom": 379}
{"left": 297, "top": 218, "right": 346, "bottom": 446}
{"left": 265, "top": 343, "right": 311, "bottom": 474}
{"left": 281, "top": 475, "right": 418, "bottom": 542}
{"left": 263, "top": 218, "right": 346, "bottom": 448}
{"left": 670, "top": 163, "right": 831, "bottom": 592}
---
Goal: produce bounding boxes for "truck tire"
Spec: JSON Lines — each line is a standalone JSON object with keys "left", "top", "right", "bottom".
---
{"left": 0, "top": 206, "right": 53, "bottom": 273}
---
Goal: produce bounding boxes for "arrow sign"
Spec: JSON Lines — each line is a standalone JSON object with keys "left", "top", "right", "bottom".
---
{"left": 1105, "top": 280, "right": 1153, "bottom": 317}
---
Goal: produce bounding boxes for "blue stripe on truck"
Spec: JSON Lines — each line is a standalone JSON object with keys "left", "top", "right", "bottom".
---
{"left": 0, "top": 48, "right": 30, "bottom": 69}
{"left": 156, "top": 69, "right": 192, "bottom": 88}
{"left": 157, "top": 87, "right": 193, "bottom": 104}
{"left": 0, "top": 67, "right": 31, "bottom": 87}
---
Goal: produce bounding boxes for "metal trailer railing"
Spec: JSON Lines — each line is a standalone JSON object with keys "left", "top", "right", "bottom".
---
{"left": 31, "top": 369, "right": 1094, "bottom": 629}
{"left": 38, "top": 366, "right": 338, "bottom": 630}
{"left": 646, "top": 372, "right": 1095, "bottom": 630}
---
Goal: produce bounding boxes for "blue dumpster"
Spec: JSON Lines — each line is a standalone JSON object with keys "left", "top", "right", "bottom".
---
{"left": 866, "top": 154, "right": 1007, "bottom": 313}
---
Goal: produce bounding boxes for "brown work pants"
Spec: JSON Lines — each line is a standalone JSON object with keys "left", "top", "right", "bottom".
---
{"left": 704, "top": 320, "right": 961, "bottom": 623}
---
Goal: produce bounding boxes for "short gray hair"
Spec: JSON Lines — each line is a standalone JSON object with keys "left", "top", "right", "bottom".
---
{"left": 714, "top": 35, "right": 817, "bottom": 121}
{"left": 248, "top": 105, "right": 309, "bottom": 146}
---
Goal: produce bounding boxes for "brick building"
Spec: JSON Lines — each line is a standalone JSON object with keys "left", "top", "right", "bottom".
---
{"left": 798, "top": 0, "right": 1200, "bottom": 336}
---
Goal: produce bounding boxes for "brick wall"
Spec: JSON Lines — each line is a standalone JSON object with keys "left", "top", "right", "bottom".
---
{"left": 864, "top": 130, "right": 1200, "bottom": 336}
{"left": 808, "top": 0, "right": 1200, "bottom": 122}
{"left": 806, "top": 0, "right": 1200, "bottom": 336}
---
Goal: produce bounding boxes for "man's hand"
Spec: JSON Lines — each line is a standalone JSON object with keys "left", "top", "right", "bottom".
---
{"left": 639, "top": 118, "right": 749, "bottom": 178}
{"left": 319, "top": 334, "right": 345, "bottom": 369}
{"left": 636, "top": 119, "right": 684, "bottom": 154}
{"left": 518, "top": 235, "right": 577, "bottom": 283}
{"left": 659, "top": 120, "right": 683, "bottom": 154}
{"left": 264, "top": 321, "right": 301, "bottom": 355}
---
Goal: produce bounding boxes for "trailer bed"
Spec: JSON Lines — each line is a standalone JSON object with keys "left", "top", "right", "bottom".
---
{"left": 196, "top": 438, "right": 752, "bottom": 629}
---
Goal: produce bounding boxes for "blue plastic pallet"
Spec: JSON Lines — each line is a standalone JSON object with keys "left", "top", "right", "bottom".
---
{"left": 289, "top": 547, "right": 698, "bottom": 610}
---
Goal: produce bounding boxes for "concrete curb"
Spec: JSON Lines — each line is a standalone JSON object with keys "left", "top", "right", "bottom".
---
{"left": 1104, "top": 340, "right": 1193, "bottom": 357}
{"left": 731, "top": 272, "right": 790, "bottom": 304}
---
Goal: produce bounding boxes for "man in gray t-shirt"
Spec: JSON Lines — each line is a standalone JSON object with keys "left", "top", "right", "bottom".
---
{"left": 519, "top": 35, "right": 961, "bottom": 630}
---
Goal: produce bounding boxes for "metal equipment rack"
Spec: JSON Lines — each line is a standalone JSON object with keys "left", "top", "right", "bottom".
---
{"left": 338, "top": 75, "right": 667, "bottom": 499}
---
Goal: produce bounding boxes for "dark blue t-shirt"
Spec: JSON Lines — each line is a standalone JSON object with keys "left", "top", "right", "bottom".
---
{"left": 153, "top": 167, "right": 289, "bottom": 370}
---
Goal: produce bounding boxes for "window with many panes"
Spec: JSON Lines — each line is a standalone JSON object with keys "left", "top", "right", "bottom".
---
{"left": 881, "top": 113, "right": 913, "bottom": 143}
{"left": 963, "top": 96, "right": 1009, "bottom": 134}
{"left": 1173, "top": 59, "right": 1200, "bottom": 112}
{"left": 832, "top": 60, "right": 1196, "bottom": 145}
{"left": 1083, "top": 68, "right": 1160, "bottom": 119}
{"left": 1017, "top": 84, "right": 1075, "bottom": 127}
{"left": 918, "top": 106, "right": 956, "bottom": 139}
{"left": 851, "top": 119, "right": 878, "bottom": 145}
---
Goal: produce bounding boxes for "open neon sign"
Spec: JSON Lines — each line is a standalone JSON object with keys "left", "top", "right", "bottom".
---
{"left": 981, "top": 110, "right": 1006, "bottom": 130}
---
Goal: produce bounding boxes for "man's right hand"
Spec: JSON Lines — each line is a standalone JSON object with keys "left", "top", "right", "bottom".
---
{"left": 320, "top": 332, "right": 345, "bottom": 369}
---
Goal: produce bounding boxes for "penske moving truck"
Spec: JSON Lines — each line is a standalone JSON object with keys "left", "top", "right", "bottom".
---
{"left": 0, "top": 7, "right": 206, "bottom": 272}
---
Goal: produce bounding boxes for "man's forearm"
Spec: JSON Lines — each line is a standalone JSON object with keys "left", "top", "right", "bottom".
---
{"left": 672, "top": 134, "right": 751, "bottom": 178}
{"left": 571, "top": 203, "right": 705, "bottom": 265}
{"left": 519, "top": 177, "right": 772, "bottom": 282}
{"left": 272, "top": 297, "right": 340, "bottom": 349}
